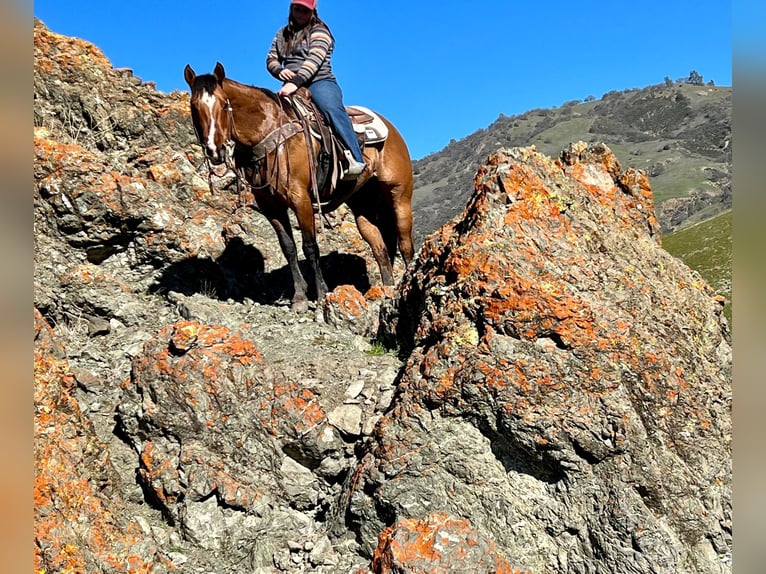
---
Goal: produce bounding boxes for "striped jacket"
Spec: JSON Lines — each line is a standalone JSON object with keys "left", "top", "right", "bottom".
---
{"left": 266, "top": 23, "right": 336, "bottom": 88}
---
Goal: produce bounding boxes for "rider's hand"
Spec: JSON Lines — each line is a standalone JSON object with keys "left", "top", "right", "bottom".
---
{"left": 278, "top": 82, "right": 299, "bottom": 97}
{"left": 278, "top": 69, "right": 295, "bottom": 81}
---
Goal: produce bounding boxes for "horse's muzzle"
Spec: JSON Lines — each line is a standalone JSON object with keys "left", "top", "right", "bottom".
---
{"left": 204, "top": 140, "right": 235, "bottom": 166}
{"left": 205, "top": 147, "right": 225, "bottom": 165}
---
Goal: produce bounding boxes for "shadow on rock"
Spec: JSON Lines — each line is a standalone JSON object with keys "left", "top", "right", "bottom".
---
{"left": 149, "top": 239, "right": 371, "bottom": 305}
{"left": 149, "top": 237, "right": 274, "bottom": 302}
{"left": 320, "top": 251, "right": 371, "bottom": 295}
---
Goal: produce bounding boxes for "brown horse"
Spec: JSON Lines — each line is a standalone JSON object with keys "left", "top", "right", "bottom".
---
{"left": 183, "top": 62, "right": 414, "bottom": 311}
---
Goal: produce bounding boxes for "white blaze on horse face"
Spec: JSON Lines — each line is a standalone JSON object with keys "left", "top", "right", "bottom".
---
{"left": 201, "top": 91, "right": 218, "bottom": 157}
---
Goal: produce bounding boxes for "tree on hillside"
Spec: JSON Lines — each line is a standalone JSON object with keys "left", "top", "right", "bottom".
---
{"left": 687, "top": 70, "right": 704, "bottom": 85}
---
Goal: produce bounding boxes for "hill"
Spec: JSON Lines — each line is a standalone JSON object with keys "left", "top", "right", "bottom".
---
{"left": 411, "top": 82, "right": 731, "bottom": 247}
{"left": 663, "top": 210, "right": 732, "bottom": 323}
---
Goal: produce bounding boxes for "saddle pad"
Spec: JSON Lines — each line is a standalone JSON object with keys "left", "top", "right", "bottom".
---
{"left": 347, "top": 105, "right": 389, "bottom": 144}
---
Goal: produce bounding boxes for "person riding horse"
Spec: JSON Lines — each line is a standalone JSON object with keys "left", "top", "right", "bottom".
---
{"left": 184, "top": 60, "right": 415, "bottom": 310}
{"left": 266, "top": 0, "right": 366, "bottom": 180}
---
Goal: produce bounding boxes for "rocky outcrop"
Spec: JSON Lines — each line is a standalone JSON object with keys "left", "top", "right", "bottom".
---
{"left": 34, "top": 309, "right": 169, "bottom": 573}
{"left": 656, "top": 185, "right": 732, "bottom": 233}
{"left": 34, "top": 20, "right": 193, "bottom": 154}
{"left": 34, "top": 19, "right": 731, "bottom": 573}
{"left": 115, "top": 317, "right": 403, "bottom": 571}
{"left": 368, "top": 144, "right": 731, "bottom": 572}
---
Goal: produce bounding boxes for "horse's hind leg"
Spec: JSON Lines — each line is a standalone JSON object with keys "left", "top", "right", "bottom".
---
{"left": 394, "top": 207, "right": 414, "bottom": 266}
{"left": 356, "top": 215, "right": 395, "bottom": 285}
{"left": 262, "top": 206, "right": 310, "bottom": 311}
{"left": 390, "top": 183, "right": 415, "bottom": 265}
{"left": 346, "top": 189, "right": 396, "bottom": 286}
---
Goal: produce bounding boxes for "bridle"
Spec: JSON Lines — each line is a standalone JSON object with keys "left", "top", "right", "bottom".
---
{"left": 190, "top": 92, "right": 241, "bottom": 195}
{"left": 194, "top": 88, "right": 292, "bottom": 198}
{"left": 220, "top": 100, "right": 237, "bottom": 171}
{"left": 192, "top": 85, "right": 330, "bottom": 230}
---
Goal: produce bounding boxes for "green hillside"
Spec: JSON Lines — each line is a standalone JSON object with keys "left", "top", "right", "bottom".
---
{"left": 412, "top": 82, "right": 731, "bottom": 248}
{"left": 662, "top": 210, "right": 732, "bottom": 325}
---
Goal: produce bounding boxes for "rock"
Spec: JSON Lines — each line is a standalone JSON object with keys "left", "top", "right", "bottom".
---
{"left": 370, "top": 512, "right": 528, "bottom": 573}
{"left": 87, "top": 315, "right": 110, "bottom": 337}
{"left": 328, "top": 404, "right": 363, "bottom": 437}
{"left": 309, "top": 535, "right": 339, "bottom": 567}
{"left": 180, "top": 495, "right": 225, "bottom": 550}
{"left": 280, "top": 456, "right": 320, "bottom": 510}
{"left": 352, "top": 145, "right": 731, "bottom": 572}
{"left": 362, "top": 414, "right": 382, "bottom": 436}
{"left": 346, "top": 379, "right": 366, "bottom": 399}
{"left": 34, "top": 18, "right": 731, "bottom": 573}
{"left": 33, "top": 310, "right": 169, "bottom": 573}
{"left": 323, "top": 284, "right": 375, "bottom": 335}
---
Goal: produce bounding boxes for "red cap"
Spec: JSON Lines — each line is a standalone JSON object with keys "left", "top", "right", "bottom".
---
{"left": 291, "top": 0, "right": 317, "bottom": 9}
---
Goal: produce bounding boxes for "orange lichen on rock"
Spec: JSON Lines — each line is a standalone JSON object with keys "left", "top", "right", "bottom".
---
{"left": 325, "top": 284, "right": 369, "bottom": 317}
{"left": 371, "top": 512, "right": 528, "bottom": 573}
{"left": 364, "top": 284, "right": 395, "bottom": 301}
{"left": 34, "top": 22, "right": 113, "bottom": 73}
{"left": 34, "top": 309, "right": 168, "bottom": 572}
{"left": 147, "top": 161, "right": 183, "bottom": 185}
{"left": 270, "top": 380, "right": 327, "bottom": 436}
{"left": 34, "top": 129, "right": 102, "bottom": 180}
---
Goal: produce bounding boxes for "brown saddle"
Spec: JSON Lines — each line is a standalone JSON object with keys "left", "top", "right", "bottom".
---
{"left": 291, "top": 89, "right": 388, "bottom": 149}
{"left": 347, "top": 106, "right": 374, "bottom": 124}
{"left": 288, "top": 89, "right": 387, "bottom": 211}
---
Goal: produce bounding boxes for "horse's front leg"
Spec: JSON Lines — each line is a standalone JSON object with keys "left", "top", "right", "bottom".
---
{"left": 301, "top": 230, "right": 328, "bottom": 301}
{"left": 293, "top": 203, "right": 328, "bottom": 302}
{"left": 262, "top": 206, "right": 310, "bottom": 312}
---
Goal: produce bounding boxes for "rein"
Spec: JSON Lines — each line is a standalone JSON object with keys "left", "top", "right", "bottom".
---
{"left": 222, "top": 99, "right": 255, "bottom": 195}
{"left": 224, "top": 94, "right": 295, "bottom": 196}
{"left": 286, "top": 94, "right": 326, "bottom": 232}
{"left": 196, "top": 88, "right": 330, "bottom": 231}
{"left": 248, "top": 96, "right": 297, "bottom": 194}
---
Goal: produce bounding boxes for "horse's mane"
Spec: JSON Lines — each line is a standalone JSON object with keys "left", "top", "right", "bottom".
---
{"left": 219, "top": 76, "right": 281, "bottom": 105}
{"left": 193, "top": 73, "right": 281, "bottom": 105}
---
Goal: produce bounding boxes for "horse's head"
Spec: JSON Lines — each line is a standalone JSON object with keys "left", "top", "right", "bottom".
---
{"left": 184, "top": 62, "right": 233, "bottom": 164}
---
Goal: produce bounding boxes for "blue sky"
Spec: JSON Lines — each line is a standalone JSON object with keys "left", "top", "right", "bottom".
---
{"left": 34, "top": 1, "right": 732, "bottom": 160}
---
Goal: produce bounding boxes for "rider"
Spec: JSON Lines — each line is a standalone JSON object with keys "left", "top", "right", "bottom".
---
{"left": 266, "top": 0, "right": 366, "bottom": 179}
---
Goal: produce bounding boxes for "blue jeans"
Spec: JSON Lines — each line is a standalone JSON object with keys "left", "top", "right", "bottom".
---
{"left": 308, "top": 79, "right": 364, "bottom": 163}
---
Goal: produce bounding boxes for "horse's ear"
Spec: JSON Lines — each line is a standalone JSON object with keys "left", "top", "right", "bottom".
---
{"left": 184, "top": 64, "right": 195, "bottom": 88}
{"left": 214, "top": 62, "right": 226, "bottom": 83}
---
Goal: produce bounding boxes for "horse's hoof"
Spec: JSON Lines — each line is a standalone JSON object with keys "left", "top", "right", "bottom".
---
{"left": 291, "top": 299, "right": 309, "bottom": 313}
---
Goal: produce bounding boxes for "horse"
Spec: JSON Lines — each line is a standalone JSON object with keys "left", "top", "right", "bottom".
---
{"left": 183, "top": 62, "right": 414, "bottom": 311}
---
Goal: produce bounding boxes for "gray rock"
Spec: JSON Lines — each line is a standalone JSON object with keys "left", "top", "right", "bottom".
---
{"left": 327, "top": 404, "right": 363, "bottom": 437}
